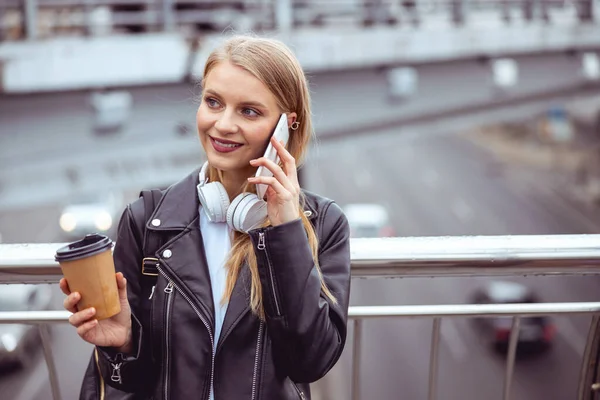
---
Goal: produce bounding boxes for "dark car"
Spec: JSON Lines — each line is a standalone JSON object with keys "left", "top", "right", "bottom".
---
{"left": 0, "top": 284, "right": 53, "bottom": 369}
{"left": 471, "top": 281, "right": 555, "bottom": 354}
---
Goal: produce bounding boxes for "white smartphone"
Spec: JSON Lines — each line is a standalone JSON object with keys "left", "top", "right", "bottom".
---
{"left": 255, "top": 113, "right": 290, "bottom": 200}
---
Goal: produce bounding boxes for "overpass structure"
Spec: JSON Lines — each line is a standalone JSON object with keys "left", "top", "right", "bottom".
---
{"left": 1, "top": 0, "right": 600, "bottom": 210}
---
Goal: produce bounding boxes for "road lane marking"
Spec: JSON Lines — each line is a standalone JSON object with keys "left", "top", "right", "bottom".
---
{"left": 354, "top": 168, "right": 372, "bottom": 189}
{"left": 36, "top": 216, "right": 59, "bottom": 243}
{"left": 440, "top": 318, "right": 468, "bottom": 362}
{"left": 422, "top": 168, "right": 439, "bottom": 189}
{"left": 15, "top": 355, "right": 49, "bottom": 400}
{"left": 451, "top": 197, "right": 473, "bottom": 222}
{"left": 555, "top": 318, "right": 586, "bottom": 358}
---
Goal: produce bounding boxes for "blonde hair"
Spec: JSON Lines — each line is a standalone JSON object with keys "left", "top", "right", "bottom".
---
{"left": 202, "top": 35, "right": 336, "bottom": 319}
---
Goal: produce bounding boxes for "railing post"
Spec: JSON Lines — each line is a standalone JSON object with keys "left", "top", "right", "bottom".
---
{"left": 39, "top": 324, "right": 62, "bottom": 400}
{"left": 428, "top": 318, "right": 441, "bottom": 400}
{"left": 22, "top": 0, "right": 37, "bottom": 40}
{"left": 275, "top": 0, "right": 293, "bottom": 32}
{"left": 162, "top": 0, "right": 175, "bottom": 31}
{"left": 503, "top": 317, "right": 521, "bottom": 400}
{"left": 576, "top": 0, "right": 594, "bottom": 22}
{"left": 351, "top": 319, "right": 363, "bottom": 400}
{"left": 451, "top": 0, "right": 466, "bottom": 26}
{"left": 578, "top": 315, "right": 600, "bottom": 399}
{"left": 523, "top": 0, "right": 534, "bottom": 21}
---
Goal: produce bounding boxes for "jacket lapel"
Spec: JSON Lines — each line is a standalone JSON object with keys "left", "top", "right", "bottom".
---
{"left": 159, "top": 225, "right": 216, "bottom": 330}
{"left": 146, "top": 168, "right": 216, "bottom": 330}
{"left": 216, "top": 263, "right": 252, "bottom": 353}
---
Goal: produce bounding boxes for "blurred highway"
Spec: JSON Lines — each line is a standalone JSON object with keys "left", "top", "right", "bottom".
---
{"left": 306, "top": 131, "right": 600, "bottom": 400}
{"left": 2, "top": 120, "right": 600, "bottom": 399}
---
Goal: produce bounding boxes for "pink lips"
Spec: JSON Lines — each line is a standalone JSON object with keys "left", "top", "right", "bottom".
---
{"left": 210, "top": 136, "right": 242, "bottom": 153}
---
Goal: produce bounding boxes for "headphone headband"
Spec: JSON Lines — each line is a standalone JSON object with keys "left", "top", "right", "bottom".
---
{"left": 199, "top": 161, "right": 209, "bottom": 185}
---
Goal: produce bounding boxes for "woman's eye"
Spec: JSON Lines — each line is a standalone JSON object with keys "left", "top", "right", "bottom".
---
{"left": 205, "top": 97, "right": 220, "bottom": 108}
{"left": 241, "top": 108, "right": 259, "bottom": 117}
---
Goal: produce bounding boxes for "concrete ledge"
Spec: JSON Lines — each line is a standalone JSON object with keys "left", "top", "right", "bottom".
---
{"left": 0, "top": 33, "right": 190, "bottom": 93}
{"left": 1, "top": 14, "right": 599, "bottom": 94}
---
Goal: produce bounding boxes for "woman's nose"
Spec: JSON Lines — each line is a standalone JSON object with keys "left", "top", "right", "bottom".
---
{"left": 214, "top": 111, "right": 239, "bottom": 134}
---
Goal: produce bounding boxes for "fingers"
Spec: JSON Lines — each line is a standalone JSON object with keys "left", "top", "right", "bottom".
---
{"left": 63, "top": 291, "right": 81, "bottom": 314}
{"left": 69, "top": 307, "right": 96, "bottom": 327}
{"left": 116, "top": 272, "right": 128, "bottom": 301}
{"left": 76, "top": 318, "right": 99, "bottom": 338}
{"left": 250, "top": 157, "right": 295, "bottom": 192}
{"left": 248, "top": 176, "right": 292, "bottom": 200}
{"left": 59, "top": 278, "right": 71, "bottom": 296}
{"left": 271, "top": 137, "right": 298, "bottom": 185}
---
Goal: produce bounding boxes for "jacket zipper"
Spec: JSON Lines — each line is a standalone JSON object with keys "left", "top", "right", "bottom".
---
{"left": 163, "top": 281, "right": 174, "bottom": 400}
{"left": 257, "top": 232, "right": 282, "bottom": 316}
{"left": 292, "top": 382, "right": 306, "bottom": 400}
{"left": 251, "top": 322, "right": 264, "bottom": 400}
{"left": 110, "top": 356, "right": 123, "bottom": 385}
{"left": 157, "top": 267, "right": 215, "bottom": 400}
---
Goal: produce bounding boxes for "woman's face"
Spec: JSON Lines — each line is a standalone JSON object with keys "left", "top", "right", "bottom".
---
{"left": 197, "top": 61, "right": 283, "bottom": 177}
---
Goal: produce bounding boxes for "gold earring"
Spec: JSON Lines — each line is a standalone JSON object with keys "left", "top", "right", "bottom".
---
{"left": 290, "top": 121, "right": 300, "bottom": 131}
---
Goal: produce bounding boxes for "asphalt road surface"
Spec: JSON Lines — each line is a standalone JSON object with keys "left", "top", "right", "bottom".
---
{"left": 2, "top": 123, "right": 600, "bottom": 400}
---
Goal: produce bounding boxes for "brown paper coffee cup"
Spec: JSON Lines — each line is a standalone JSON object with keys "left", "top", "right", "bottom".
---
{"left": 55, "top": 234, "right": 120, "bottom": 320}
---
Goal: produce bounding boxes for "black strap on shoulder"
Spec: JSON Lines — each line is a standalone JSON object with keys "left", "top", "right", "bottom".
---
{"left": 141, "top": 189, "right": 163, "bottom": 256}
{"left": 139, "top": 189, "right": 164, "bottom": 280}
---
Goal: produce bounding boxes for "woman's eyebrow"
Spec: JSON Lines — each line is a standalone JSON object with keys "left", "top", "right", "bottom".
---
{"left": 240, "top": 100, "right": 267, "bottom": 109}
{"left": 204, "top": 89, "right": 221, "bottom": 98}
{"left": 204, "top": 89, "right": 267, "bottom": 109}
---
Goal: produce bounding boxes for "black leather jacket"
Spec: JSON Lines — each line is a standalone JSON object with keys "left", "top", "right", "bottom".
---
{"left": 82, "top": 168, "right": 351, "bottom": 400}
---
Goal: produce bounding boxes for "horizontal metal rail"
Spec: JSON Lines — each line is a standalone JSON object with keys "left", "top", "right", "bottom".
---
{"left": 2, "top": 302, "right": 599, "bottom": 324}
{"left": 2, "top": 302, "right": 600, "bottom": 400}
{"left": 2, "top": 234, "right": 600, "bottom": 399}
{"left": 2, "top": 235, "right": 600, "bottom": 283}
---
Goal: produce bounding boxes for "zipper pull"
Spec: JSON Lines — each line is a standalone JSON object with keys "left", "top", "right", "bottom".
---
{"left": 299, "top": 391, "right": 306, "bottom": 400}
{"left": 110, "top": 362, "right": 122, "bottom": 384}
{"left": 148, "top": 285, "right": 156, "bottom": 300}
{"left": 257, "top": 232, "right": 265, "bottom": 250}
{"left": 164, "top": 281, "right": 174, "bottom": 294}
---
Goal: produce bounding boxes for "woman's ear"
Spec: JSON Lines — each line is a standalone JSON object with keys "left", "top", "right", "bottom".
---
{"left": 286, "top": 112, "right": 297, "bottom": 128}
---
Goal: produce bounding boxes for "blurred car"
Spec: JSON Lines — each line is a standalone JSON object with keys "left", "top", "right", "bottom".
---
{"left": 471, "top": 281, "right": 555, "bottom": 354}
{"left": 90, "top": 90, "right": 132, "bottom": 134}
{"left": 343, "top": 203, "right": 395, "bottom": 238}
{"left": 59, "top": 191, "right": 123, "bottom": 240}
{"left": 0, "top": 284, "right": 53, "bottom": 369}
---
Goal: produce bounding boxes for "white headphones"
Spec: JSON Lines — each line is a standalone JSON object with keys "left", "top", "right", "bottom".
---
{"left": 197, "top": 161, "right": 268, "bottom": 233}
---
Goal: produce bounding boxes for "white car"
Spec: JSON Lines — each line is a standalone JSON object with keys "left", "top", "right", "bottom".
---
{"left": 0, "top": 284, "right": 53, "bottom": 369}
{"left": 343, "top": 203, "right": 395, "bottom": 238}
{"left": 59, "top": 192, "right": 123, "bottom": 240}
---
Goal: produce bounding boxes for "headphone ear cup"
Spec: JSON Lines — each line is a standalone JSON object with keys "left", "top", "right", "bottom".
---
{"left": 227, "top": 193, "right": 268, "bottom": 233}
{"left": 197, "top": 182, "right": 230, "bottom": 223}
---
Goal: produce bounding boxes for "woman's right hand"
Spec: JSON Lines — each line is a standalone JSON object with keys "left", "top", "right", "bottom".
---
{"left": 60, "top": 272, "right": 133, "bottom": 353}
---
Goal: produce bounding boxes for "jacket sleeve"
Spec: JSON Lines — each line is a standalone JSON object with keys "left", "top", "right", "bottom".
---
{"left": 249, "top": 201, "right": 351, "bottom": 383}
{"left": 93, "top": 200, "right": 157, "bottom": 394}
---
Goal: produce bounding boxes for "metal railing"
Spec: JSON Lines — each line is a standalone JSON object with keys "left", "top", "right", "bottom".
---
{"left": 2, "top": 234, "right": 600, "bottom": 400}
{"left": 0, "top": 0, "right": 595, "bottom": 41}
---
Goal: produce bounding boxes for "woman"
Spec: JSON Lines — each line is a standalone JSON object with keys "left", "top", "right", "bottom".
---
{"left": 61, "top": 35, "right": 351, "bottom": 400}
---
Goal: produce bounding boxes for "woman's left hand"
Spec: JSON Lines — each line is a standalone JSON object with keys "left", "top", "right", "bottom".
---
{"left": 248, "top": 136, "right": 300, "bottom": 226}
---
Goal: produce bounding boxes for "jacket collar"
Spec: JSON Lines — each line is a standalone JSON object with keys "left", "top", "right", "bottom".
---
{"left": 146, "top": 167, "right": 202, "bottom": 231}
{"left": 146, "top": 167, "right": 318, "bottom": 232}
